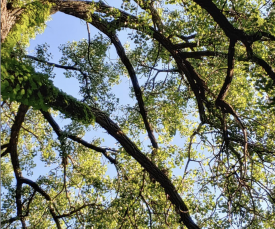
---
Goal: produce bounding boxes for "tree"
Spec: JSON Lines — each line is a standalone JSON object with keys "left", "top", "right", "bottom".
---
{"left": 1, "top": 0, "right": 275, "bottom": 228}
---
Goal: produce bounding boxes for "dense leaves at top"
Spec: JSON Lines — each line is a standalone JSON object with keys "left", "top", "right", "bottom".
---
{"left": 1, "top": 0, "right": 275, "bottom": 228}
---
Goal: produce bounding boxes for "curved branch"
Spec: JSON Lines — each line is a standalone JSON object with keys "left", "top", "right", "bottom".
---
{"left": 216, "top": 39, "right": 236, "bottom": 102}
{"left": 192, "top": 0, "right": 244, "bottom": 40}
{"left": 41, "top": 110, "right": 117, "bottom": 164}
{"left": 1, "top": 149, "right": 10, "bottom": 157}
{"left": 19, "top": 177, "right": 62, "bottom": 228}
{"left": 7, "top": 104, "right": 62, "bottom": 229}
{"left": 251, "top": 55, "right": 275, "bottom": 83}
{"left": 25, "top": 55, "right": 86, "bottom": 72}
{"left": 56, "top": 203, "right": 101, "bottom": 218}
{"left": 109, "top": 35, "right": 159, "bottom": 150}
{"left": 4, "top": 104, "right": 28, "bottom": 228}
{"left": 9, "top": 104, "right": 29, "bottom": 179}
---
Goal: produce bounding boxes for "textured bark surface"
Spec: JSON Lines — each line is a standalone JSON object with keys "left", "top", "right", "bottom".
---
{"left": 1, "top": 0, "right": 24, "bottom": 43}
{"left": 1, "top": 0, "right": 9, "bottom": 43}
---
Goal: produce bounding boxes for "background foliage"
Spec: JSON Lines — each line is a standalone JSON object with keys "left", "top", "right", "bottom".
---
{"left": 1, "top": 0, "right": 275, "bottom": 228}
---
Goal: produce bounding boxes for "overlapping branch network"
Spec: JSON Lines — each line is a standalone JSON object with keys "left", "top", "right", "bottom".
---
{"left": 2, "top": 0, "right": 275, "bottom": 228}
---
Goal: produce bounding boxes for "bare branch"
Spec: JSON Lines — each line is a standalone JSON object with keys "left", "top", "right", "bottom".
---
{"left": 56, "top": 203, "right": 101, "bottom": 218}
{"left": 25, "top": 55, "right": 82, "bottom": 71}
{"left": 41, "top": 110, "right": 118, "bottom": 164}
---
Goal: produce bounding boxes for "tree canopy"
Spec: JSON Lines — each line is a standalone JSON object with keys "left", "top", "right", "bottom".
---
{"left": 1, "top": 0, "right": 275, "bottom": 228}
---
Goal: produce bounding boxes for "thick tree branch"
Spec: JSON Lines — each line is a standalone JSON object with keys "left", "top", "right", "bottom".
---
{"left": 172, "top": 42, "right": 198, "bottom": 49}
{"left": 36, "top": 79, "right": 200, "bottom": 228}
{"left": 1, "top": 143, "right": 10, "bottom": 157}
{"left": 192, "top": 0, "right": 244, "bottom": 40}
{"left": 1, "top": 143, "right": 10, "bottom": 150}
{"left": 7, "top": 104, "right": 27, "bottom": 229}
{"left": 1, "top": 217, "right": 19, "bottom": 226}
{"left": 9, "top": 104, "right": 29, "bottom": 179}
{"left": 86, "top": 18, "right": 159, "bottom": 151}
{"left": 1, "top": 149, "right": 9, "bottom": 157}
{"left": 7, "top": 104, "right": 62, "bottom": 229}
{"left": 251, "top": 55, "right": 275, "bottom": 83}
{"left": 19, "top": 177, "right": 62, "bottom": 228}
{"left": 19, "top": 178, "right": 51, "bottom": 200}
{"left": 216, "top": 39, "right": 236, "bottom": 102}
{"left": 182, "top": 51, "right": 227, "bottom": 59}
{"left": 109, "top": 35, "right": 159, "bottom": 150}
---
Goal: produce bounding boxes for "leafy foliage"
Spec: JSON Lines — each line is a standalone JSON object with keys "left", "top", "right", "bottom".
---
{"left": 1, "top": 0, "right": 275, "bottom": 228}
